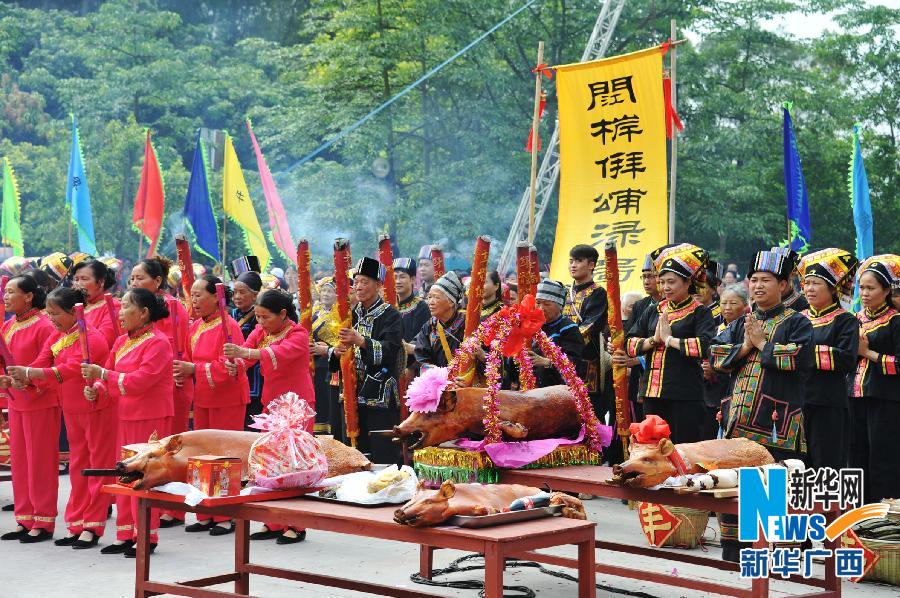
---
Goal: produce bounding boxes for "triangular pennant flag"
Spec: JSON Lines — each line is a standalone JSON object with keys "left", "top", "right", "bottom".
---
{"left": 223, "top": 133, "right": 271, "bottom": 270}
{"left": 65, "top": 115, "right": 97, "bottom": 255}
{"left": 246, "top": 120, "right": 295, "bottom": 262}
{"left": 132, "top": 130, "right": 166, "bottom": 257}
{"left": 182, "top": 133, "right": 220, "bottom": 261}
{"left": 1, "top": 157, "right": 24, "bottom": 256}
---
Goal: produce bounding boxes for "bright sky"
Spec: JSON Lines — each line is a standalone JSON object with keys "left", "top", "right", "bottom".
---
{"left": 768, "top": 0, "right": 900, "bottom": 38}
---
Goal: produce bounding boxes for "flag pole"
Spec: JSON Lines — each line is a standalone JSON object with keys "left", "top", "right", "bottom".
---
{"left": 528, "top": 40, "right": 544, "bottom": 244}
{"left": 221, "top": 215, "right": 228, "bottom": 269}
{"left": 667, "top": 19, "right": 678, "bottom": 244}
{"left": 67, "top": 219, "right": 72, "bottom": 254}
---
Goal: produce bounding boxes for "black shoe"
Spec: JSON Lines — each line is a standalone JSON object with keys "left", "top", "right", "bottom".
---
{"left": 1, "top": 527, "right": 27, "bottom": 541}
{"left": 55, "top": 535, "right": 78, "bottom": 546}
{"left": 276, "top": 530, "right": 306, "bottom": 545}
{"left": 1, "top": 504, "right": 13, "bottom": 512}
{"left": 158, "top": 517, "right": 184, "bottom": 529}
{"left": 72, "top": 532, "right": 99, "bottom": 549}
{"left": 19, "top": 529, "right": 53, "bottom": 544}
{"left": 184, "top": 520, "right": 215, "bottom": 533}
{"left": 100, "top": 540, "right": 134, "bottom": 555}
{"left": 209, "top": 522, "right": 235, "bottom": 536}
{"left": 249, "top": 526, "right": 280, "bottom": 541}
{"left": 124, "top": 543, "right": 156, "bottom": 558}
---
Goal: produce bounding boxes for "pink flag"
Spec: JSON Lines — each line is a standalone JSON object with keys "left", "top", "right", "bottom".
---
{"left": 246, "top": 120, "right": 295, "bottom": 262}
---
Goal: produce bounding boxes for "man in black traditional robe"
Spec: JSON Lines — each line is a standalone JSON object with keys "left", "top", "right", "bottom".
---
{"left": 710, "top": 247, "right": 813, "bottom": 563}
{"left": 330, "top": 257, "right": 403, "bottom": 464}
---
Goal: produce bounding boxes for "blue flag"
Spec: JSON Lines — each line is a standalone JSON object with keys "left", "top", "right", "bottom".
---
{"left": 182, "top": 133, "right": 220, "bottom": 261}
{"left": 65, "top": 115, "right": 97, "bottom": 255}
{"left": 783, "top": 104, "right": 811, "bottom": 253}
{"left": 851, "top": 124, "right": 873, "bottom": 312}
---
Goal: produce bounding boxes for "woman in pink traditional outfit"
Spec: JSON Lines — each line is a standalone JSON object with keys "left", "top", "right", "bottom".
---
{"left": 82, "top": 288, "right": 173, "bottom": 558}
{"left": 0, "top": 275, "right": 60, "bottom": 544}
{"left": 130, "top": 256, "right": 194, "bottom": 529}
{"left": 224, "top": 289, "right": 314, "bottom": 545}
{"left": 71, "top": 259, "right": 120, "bottom": 348}
{"left": 8, "top": 287, "right": 112, "bottom": 549}
{"left": 175, "top": 275, "right": 248, "bottom": 536}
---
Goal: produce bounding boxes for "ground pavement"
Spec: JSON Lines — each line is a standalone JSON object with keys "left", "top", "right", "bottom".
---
{"left": 0, "top": 475, "right": 895, "bottom": 597}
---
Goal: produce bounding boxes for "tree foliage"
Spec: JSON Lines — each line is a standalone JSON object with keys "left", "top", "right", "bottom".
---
{"left": 0, "top": 0, "right": 896, "bottom": 271}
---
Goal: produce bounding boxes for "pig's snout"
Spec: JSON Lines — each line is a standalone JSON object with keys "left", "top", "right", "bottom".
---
{"left": 612, "top": 464, "right": 624, "bottom": 477}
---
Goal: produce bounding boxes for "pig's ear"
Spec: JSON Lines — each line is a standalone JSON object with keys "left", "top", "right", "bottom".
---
{"left": 438, "top": 479, "right": 456, "bottom": 499}
{"left": 441, "top": 391, "right": 457, "bottom": 412}
{"left": 658, "top": 438, "right": 675, "bottom": 456}
{"left": 163, "top": 435, "right": 183, "bottom": 455}
{"left": 148, "top": 430, "right": 159, "bottom": 443}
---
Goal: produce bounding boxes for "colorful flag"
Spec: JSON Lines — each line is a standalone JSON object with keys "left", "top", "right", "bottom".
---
{"left": 65, "top": 115, "right": 97, "bottom": 255}
{"left": 850, "top": 124, "right": 873, "bottom": 312}
{"left": 1, "top": 157, "right": 24, "bottom": 256}
{"left": 223, "top": 133, "right": 270, "bottom": 270}
{"left": 783, "top": 103, "right": 811, "bottom": 253}
{"left": 182, "top": 133, "right": 220, "bottom": 261}
{"left": 132, "top": 130, "right": 165, "bottom": 257}
{"left": 246, "top": 120, "right": 295, "bottom": 262}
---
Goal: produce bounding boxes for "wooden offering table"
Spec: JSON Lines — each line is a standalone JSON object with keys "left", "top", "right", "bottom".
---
{"left": 499, "top": 465, "right": 841, "bottom": 598}
{"left": 105, "top": 485, "right": 597, "bottom": 598}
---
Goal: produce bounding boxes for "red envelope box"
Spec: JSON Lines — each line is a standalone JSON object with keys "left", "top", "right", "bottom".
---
{"left": 187, "top": 455, "right": 242, "bottom": 497}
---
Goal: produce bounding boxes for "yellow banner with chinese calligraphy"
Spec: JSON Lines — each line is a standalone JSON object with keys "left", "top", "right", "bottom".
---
{"left": 549, "top": 46, "right": 668, "bottom": 294}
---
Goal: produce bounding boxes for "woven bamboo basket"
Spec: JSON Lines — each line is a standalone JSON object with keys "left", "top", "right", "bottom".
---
{"left": 664, "top": 506, "right": 710, "bottom": 549}
{"left": 860, "top": 538, "right": 900, "bottom": 586}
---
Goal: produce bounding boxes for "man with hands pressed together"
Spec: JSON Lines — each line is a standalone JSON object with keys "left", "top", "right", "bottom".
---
{"left": 329, "top": 257, "right": 403, "bottom": 464}
{"left": 710, "top": 247, "right": 813, "bottom": 462}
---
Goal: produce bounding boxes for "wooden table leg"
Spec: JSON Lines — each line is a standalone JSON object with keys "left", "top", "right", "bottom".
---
{"left": 824, "top": 510, "right": 841, "bottom": 597}
{"left": 751, "top": 537, "right": 769, "bottom": 598}
{"left": 483, "top": 543, "right": 503, "bottom": 598}
{"left": 134, "top": 497, "right": 152, "bottom": 598}
{"left": 235, "top": 517, "right": 250, "bottom": 594}
{"left": 577, "top": 537, "right": 596, "bottom": 598}
{"left": 418, "top": 545, "right": 435, "bottom": 580}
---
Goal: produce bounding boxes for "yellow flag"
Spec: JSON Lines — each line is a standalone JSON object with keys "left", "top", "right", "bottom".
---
{"left": 223, "top": 134, "right": 271, "bottom": 270}
{"left": 549, "top": 46, "right": 668, "bottom": 294}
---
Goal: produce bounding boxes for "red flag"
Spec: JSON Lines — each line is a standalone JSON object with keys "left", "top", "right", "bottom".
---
{"left": 525, "top": 92, "right": 547, "bottom": 153}
{"left": 132, "top": 130, "right": 165, "bottom": 256}
{"left": 663, "top": 76, "right": 684, "bottom": 140}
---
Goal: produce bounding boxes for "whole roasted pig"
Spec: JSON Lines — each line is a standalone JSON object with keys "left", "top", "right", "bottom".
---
{"left": 609, "top": 437, "right": 775, "bottom": 488}
{"left": 393, "top": 480, "right": 586, "bottom": 526}
{"left": 110, "top": 430, "right": 370, "bottom": 490}
{"left": 393, "top": 385, "right": 582, "bottom": 448}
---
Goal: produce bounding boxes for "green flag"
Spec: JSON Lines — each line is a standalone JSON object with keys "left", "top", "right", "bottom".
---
{"left": 1, "top": 157, "right": 24, "bottom": 257}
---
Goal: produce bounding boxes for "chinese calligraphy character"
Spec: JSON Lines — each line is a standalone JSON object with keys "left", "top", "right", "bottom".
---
{"left": 839, "top": 469, "right": 863, "bottom": 510}
{"left": 835, "top": 549, "right": 865, "bottom": 578}
{"left": 812, "top": 467, "right": 840, "bottom": 511}
{"left": 789, "top": 468, "right": 815, "bottom": 511}
{"left": 595, "top": 151, "right": 646, "bottom": 179}
{"left": 592, "top": 189, "right": 646, "bottom": 215}
{"left": 739, "top": 549, "right": 769, "bottom": 579}
{"left": 802, "top": 549, "right": 831, "bottom": 579}
{"left": 593, "top": 258, "right": 636, "bottom": 284}
{"left": 591, "top": 221, "right": 645, "bottom": 248}
{"left": 640, "top": 503, "right": 672, "bottom": 546}
{"left": 770, "top": 547, "right": 802, "bottom": 579}
{"left": 72, "top": 176, "right": 81, "bottom": 190}
{"left": 236, "top": 190, "right": 246, "bottom": 202}
{"left": 590, "top": 114, "right": 643, "bottom": 144}
{"left": 587, "top": 76, "right": 636, "bottom": 110}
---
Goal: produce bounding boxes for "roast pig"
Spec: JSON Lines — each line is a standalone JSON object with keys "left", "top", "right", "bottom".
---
{"left": 393, "top": 385, "right": 583, "bottom": 448}
{"left": 393, "top": 480, "right": 586, "bottom": 526}
{"left": 609, "top": 437, "right": 774, "bottom": 488}
{"left": 113, "top": 430, "right": 371, "bottom": 490}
